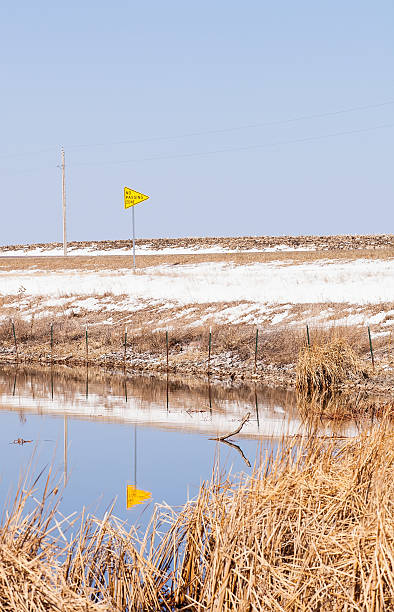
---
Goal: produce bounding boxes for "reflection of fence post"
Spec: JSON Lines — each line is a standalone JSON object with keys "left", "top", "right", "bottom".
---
{"left": 85, "top": 325, "right": 89, "bottom": 364}
{"left": 12, "top": 321, "right": 19, "bottom": 362}
{"left": 208, "top": 326, "right": 212, "bottom": 375}
{"left": 124, "top": 326, "right": 128, "bottom": 369}
{"left": 368, "top": 326, "right": 375, "bottom": 369}
{"left": 50, "top": 322, "right": 54, "bottom": 362}
{"left": 254, "top": 328, "right": 259, "bottom": 373}
{"left": 166, "top": 329, "right": 169, "bottom": 372}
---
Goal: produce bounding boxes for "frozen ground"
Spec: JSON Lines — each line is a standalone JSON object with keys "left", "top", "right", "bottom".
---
{"left": 1, "top": 258, "right": 393, "bottom": 334}
{"left": 1, "top": 259, "right": 393, "bottom": 303}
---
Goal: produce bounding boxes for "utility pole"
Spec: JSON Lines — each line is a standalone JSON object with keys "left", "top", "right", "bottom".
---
{"left": 61, "top": 148, "right": 67, "bottom": 256}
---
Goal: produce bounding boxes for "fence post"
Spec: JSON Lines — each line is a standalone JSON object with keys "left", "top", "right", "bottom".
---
{"left": 368, "top": 326, "right": 375, "bottom": 368}
{"left": 12, "top": 321, "right": 19, "bottom": 362}
{"left": 85, "top": 325, "right": 89, "bottom": 364}
{"left": 254, "top": 328, "right": 259, "bottom": 373}
{"left": 124, "top": 326, "right": 128, "bottom": 369}
{"left": 208, "top": 326, "right": 212, "bottom": 375}
{"left": 50, "top": 322, "right": 54, "bottom": 362}
{"left": 306, "top": 324, "right": 311, "bottom": 347}
{"left": 166, "top": 329, "right": 169, "bottom": 372}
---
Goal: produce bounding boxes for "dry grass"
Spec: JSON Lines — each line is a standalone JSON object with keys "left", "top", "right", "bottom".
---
{"left": 1, "top": 316, "right": 392, "bottom": 403}
{"left": 0, "top": 314, "right": 378, "bottom": 364}
{"left": 1, "top": 425, "right": 393, "bottom": 610}
{"left": 296, "top": 338, "right": 370, "bottom": 394}
{"left": 297, "top": 391, "right": 394, "bottom": 423}
{"left": 0, "top": 467, "right": 105, "bottom": 611}
{"left": 1, "top": 246, "right": 394, "bottom": 273}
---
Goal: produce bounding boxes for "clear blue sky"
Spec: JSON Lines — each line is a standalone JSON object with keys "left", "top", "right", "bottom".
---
{"left": 1, "top": 1, "right": 393, "bottom": 245}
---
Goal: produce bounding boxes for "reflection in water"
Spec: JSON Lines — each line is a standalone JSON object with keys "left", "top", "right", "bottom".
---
{"left": 126, "top": 484, "right": 151, "bottom": 508}
{"left": 134, "top": 424, "right": 137, "bottom": 487}
{"left": 217, "top": 438, "right": 251, "bottom": 467}
{"left": 12, "top": 372, "right": 17, "bottom": 397}
{"left": 85, "top": 366, "right": 89, "bottom": 399}
{"left": 166, "top": 373, "right": 169, "bottom": 413}
{"left": 254, "top": 385, "right": 260, "bottom": 430}
{"left": 64, "top": 416, "right": 68, "bottom": 486}
{"left": 0, "top": 365, "right": 371, "bottom": 523}
{"left": 0, "top": 365, "right": 364, "bottom": 439}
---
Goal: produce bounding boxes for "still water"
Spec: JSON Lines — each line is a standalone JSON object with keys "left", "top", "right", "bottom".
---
{"left": 0, "top": 366, "right": 359, "bottom": 525}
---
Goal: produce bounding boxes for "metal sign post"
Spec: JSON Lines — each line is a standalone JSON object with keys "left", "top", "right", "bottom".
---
{"left": 132, "top": 205, "right": 136, "bottom": 272}
{"left": 124, "top": 186, "right": 150, "bottom": 273}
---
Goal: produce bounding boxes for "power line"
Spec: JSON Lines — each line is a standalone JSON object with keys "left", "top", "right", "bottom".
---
{"left": 0, "top": 98, "right": 393, "bottom": 161}
{"left": 65, "top": 99, "right": 394, "bottom": 150}
{"left": 70, "top": 122, "right": 394, "bottom": 167}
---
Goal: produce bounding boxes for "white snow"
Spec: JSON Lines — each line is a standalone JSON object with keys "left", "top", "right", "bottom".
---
{"left": 1, "top": 259, "right": 393, "bottom": 306}
{"left": 0, "top": 244, "right": 318, "bottom": 257}
{"left": 271, "top": 309, "right": 291, "bottom": 324}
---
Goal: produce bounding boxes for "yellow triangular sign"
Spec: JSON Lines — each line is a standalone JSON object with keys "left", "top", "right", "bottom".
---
{"left": 126, "top": 485, "right": 152, "bottom": 509}
{"left": 124, "top": 187, "right": 150, "bottom": 209}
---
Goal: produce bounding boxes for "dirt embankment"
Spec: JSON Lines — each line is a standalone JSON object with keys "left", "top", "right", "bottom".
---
{"left": 1, "top": 233, "right": 394, "bottom": 254}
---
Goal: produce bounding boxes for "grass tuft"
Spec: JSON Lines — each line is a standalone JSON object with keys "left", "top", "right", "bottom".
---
{"left": 296, "top": 338, "right": 369, "bottom": 394}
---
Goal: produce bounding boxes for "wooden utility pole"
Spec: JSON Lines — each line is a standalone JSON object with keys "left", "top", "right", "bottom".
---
{"left": 61, "top": 148, "right": 67, "bottom": 256}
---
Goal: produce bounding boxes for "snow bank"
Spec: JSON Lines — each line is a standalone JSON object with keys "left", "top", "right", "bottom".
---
{"left": 1, "top": 259, "right": 393, "bottom": 305}
{"left": 0, "top": 245, "right": 316, "bottom": 257}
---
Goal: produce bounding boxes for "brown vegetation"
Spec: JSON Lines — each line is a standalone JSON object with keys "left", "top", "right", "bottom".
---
{"left": 0, "top": 315, "right": 392, "bottom": 401}
{"left": 1, "top": 245, "right": 394, "bottom": 274}
{"left": 296, "top": 338, "right": 370, "bottom": 394}
{"left": 0, "top": 314, "right": 380, "bottom": 365}
{"left": 1, "top": 425, "right": 393, "bottom": 610}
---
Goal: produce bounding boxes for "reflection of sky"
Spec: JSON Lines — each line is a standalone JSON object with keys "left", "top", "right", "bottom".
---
{"left": 0, "top": 410, "right": 275, "bottom": 526}
{"left": 0, "top": 367, "right": 360, "bottom": 527}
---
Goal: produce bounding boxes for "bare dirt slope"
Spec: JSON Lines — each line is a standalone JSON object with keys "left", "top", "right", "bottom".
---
{"left": 1, "top": 233, "right": 394, "bottom": 255}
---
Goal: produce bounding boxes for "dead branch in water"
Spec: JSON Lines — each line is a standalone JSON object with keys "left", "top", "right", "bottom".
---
{"left": 210, "top": 412, "right": 251, "bottom": 441}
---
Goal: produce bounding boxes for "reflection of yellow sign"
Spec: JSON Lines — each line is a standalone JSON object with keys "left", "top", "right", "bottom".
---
{"left": 126, "top": 485, "right": 151, "bottom": 509}
{"left": 124, "top": 187, "right": 150, "bottom": 209}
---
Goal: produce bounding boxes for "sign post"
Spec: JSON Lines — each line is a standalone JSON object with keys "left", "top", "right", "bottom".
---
{"left": 126, "top": 424, "right": 151, "bottom": 509}
{"left": 124, "top": 187, "right": 150, "bottom": 273}
{"left": 132, "top": 206, "right": 136, "bottom": 270}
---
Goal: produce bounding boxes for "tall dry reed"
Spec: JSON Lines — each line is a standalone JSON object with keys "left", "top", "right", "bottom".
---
{"left": 1, "top": 424, "right": 393, "bottom": 610}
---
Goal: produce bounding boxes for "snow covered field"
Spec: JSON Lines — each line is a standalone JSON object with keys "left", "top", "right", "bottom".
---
{"left": 1, "top": 259, "right": 393, "bottom": 303}
{"left": 1, "top": 257, "right": 393, "bottom": 332}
